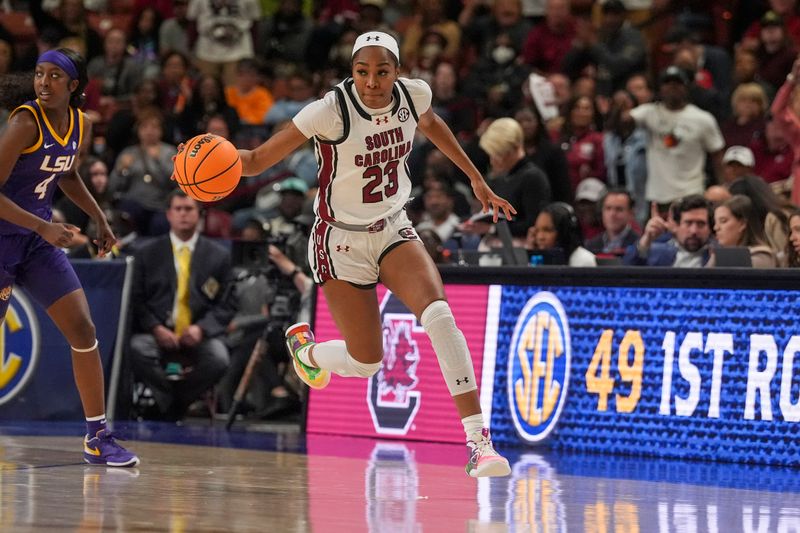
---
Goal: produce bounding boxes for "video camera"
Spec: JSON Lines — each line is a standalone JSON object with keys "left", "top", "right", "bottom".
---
{"left": 231, "top": 237, "right": 300, "bottom": 324}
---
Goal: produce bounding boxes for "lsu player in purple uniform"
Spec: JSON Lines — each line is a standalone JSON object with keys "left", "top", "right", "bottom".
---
{"left": 0, "top": 49, "right": 138, "bottom": 466}
{"left": 235, "top": 32, "right": 515, "bottom": 477}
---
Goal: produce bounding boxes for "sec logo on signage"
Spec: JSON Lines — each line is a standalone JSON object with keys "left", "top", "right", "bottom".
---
{"left": 0, "top": 291, "right": 40, "bottom": 406}
{"left": 507, "top": 291, "right": 571, "bottom": 442}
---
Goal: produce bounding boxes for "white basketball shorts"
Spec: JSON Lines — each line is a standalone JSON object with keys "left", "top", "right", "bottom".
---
{"left": 308, "top": 210, "right": 420, "bottom": 287}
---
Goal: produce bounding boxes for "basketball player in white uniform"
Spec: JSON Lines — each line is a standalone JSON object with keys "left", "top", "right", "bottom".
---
{"left": 237, "top": 31, "right": 515, "bottom": 478}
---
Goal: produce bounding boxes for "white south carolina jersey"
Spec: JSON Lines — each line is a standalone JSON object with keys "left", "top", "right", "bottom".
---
{"left": 293, "top": 77, "right": 431, "bottom": 225}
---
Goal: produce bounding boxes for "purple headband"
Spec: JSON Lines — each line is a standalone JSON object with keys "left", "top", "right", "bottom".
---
{"left": 37, "top": 50, "right": 78, "bottom": 80}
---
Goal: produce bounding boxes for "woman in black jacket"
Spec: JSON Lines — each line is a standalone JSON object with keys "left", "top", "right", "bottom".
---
{"left": 478, "top": 117, "right": 552, "bottom": 238}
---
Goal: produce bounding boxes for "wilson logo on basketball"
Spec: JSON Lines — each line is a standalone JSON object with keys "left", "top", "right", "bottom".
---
{"left": 367, "top": 292, "right": 422, "bottom": 435}
{"left": 0, "top": 292, "right": 40, "bottom": 406}
{"left": 507, "top": 292, "right": 571, "bottom": 442}
{"left": 188, "top": 134, "right": 215, "bottom": 158}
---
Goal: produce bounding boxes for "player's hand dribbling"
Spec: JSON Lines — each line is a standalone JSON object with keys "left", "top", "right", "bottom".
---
{"left": 37, "top": 221, "right": 81, "bottom": 248}
{"left": 169, "top": 143, "right": 186, "bottom": 181}
{"left": 471, "top": 180, "right": 517, "bottom": 222}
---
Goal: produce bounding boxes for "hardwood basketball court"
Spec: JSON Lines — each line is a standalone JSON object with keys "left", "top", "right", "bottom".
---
{"left": 0, "top": 421, "right": 797, "bottom": 531}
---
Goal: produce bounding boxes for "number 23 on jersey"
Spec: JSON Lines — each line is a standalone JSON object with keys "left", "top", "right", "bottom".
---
{"left": 362, "top": 160, "right": 399, "bottom": 204}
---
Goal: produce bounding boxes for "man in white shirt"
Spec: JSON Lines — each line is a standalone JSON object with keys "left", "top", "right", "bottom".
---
{"left": 187, "top": 0, "right": 261, "bottom": 85}
{"left": 628, "top": 66, "right": 725, "bottom": 207}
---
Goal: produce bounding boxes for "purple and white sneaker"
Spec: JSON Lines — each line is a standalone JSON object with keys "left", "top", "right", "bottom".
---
{"left": 84, "top": 430, "right": 140, "bottom": 467}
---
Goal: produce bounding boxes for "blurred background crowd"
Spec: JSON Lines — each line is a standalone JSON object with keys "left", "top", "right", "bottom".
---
{"left": 5, "top": 0, "right": 800, "bottom": 421}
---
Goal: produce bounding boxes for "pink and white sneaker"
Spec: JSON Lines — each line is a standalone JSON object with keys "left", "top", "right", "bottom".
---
{"left": 465, "top": 428, "right": 511, "bottom": 478}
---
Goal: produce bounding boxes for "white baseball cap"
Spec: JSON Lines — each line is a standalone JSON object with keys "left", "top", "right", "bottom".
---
{"left": 723, "top": 145, "right": 755, "bottom": 167}
{"left": 352, "top": 31, "right": 400, "bottom": 63}
{"left": 575, "top": 177, "right": 608, "bottom": 202}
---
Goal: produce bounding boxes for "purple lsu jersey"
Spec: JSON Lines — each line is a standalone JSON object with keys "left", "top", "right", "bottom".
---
{"left": 0, "top": 100, "right": 84, "bottom": 235}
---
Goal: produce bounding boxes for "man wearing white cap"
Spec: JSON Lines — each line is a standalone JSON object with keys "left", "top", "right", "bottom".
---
{"left": 235, "top": 31, "right": 515, "bottom": 478}
{"left": 722, "top": 145, "right": 756, "bottom": 184}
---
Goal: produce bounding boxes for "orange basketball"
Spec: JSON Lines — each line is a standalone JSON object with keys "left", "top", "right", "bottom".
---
{"left": 173, "top": 133, "right": 242, "bottom": 202}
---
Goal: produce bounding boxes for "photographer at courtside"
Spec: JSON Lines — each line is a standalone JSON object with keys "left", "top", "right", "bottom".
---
{"left": 219, "top": 211, "right": 312, "bottom": 420}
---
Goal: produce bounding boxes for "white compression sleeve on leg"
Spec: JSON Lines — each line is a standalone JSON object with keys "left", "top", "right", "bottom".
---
{"left": 420, "top": 300, "right": 477, "bottom": 396}
{"left": 312, "top": 340, "right": 382, "bottom": 378}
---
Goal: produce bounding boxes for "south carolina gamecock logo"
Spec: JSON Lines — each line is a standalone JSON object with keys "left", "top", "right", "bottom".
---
{"left": 0, "top": 291, "right": 40, "bottom": 406}
{"left": 367, "top": 292, "right": 422, "bottom": 435}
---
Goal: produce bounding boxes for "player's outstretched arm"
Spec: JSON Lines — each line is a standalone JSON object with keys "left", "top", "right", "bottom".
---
{"left": 57, "top": 116, "right": 115, "bottom": 256}
{"left": 238, "top": 122, "right": 308, "bottom": 177}
{"left": 417, "top": 108, "right": 517, "bottom": 222}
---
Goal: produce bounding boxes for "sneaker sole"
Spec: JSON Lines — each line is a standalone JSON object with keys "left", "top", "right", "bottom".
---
{"left": 84, "top": 457, "right": 141, "bottom": 468}
{"left": 471, "top": 457, "right": 511, "bottom": 478}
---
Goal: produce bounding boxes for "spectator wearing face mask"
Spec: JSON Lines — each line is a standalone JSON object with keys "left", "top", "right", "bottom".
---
{"left": 458, "top": 0, "right": 531, "bottom": 61}
{"left": 462, "top": 32, "right": 529, "bottom": 118}
{"left": 407, "top": 30, "right": 448, "bottom": 85}
{"left": 400, "top": 0, "right": 461, "bottom": 66}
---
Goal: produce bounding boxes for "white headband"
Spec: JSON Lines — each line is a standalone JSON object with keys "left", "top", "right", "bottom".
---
{"left": 351, "top": 31, "right": 400, "bottom": 64}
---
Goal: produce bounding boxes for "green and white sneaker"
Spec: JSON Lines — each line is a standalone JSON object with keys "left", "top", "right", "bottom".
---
{"left": 285, "top": 322, "right": 330, "bottom": 390}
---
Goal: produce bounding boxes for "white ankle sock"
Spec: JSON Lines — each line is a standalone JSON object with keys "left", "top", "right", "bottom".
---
{"left": 461, "top": 413, "right": 484, "bottom": 441}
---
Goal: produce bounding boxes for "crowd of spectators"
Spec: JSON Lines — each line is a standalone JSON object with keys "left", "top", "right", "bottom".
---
{"left": 6, "top": 0, "right": 800, "bottom": 419}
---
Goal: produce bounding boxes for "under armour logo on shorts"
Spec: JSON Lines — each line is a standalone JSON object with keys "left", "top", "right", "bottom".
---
{"left": 336, "top": 245, "right": 350, "bottom": 252}
{"left": 456, "top": 377, "right": 470, "bottom": 385}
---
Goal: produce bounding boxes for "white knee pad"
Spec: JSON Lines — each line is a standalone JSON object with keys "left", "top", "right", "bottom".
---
{"left": 345, "top": 354, "right": 382, "bottom": 378}
{"left": 420, "top": 300, "right": 477, "bottom": 396}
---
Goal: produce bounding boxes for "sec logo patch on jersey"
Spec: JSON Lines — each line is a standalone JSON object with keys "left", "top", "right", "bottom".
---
{"left": 507, "top": 291, "right": 571, "bottom": 442}
{"left": 0, "top": 291, "right": 40, "bottom": 406}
